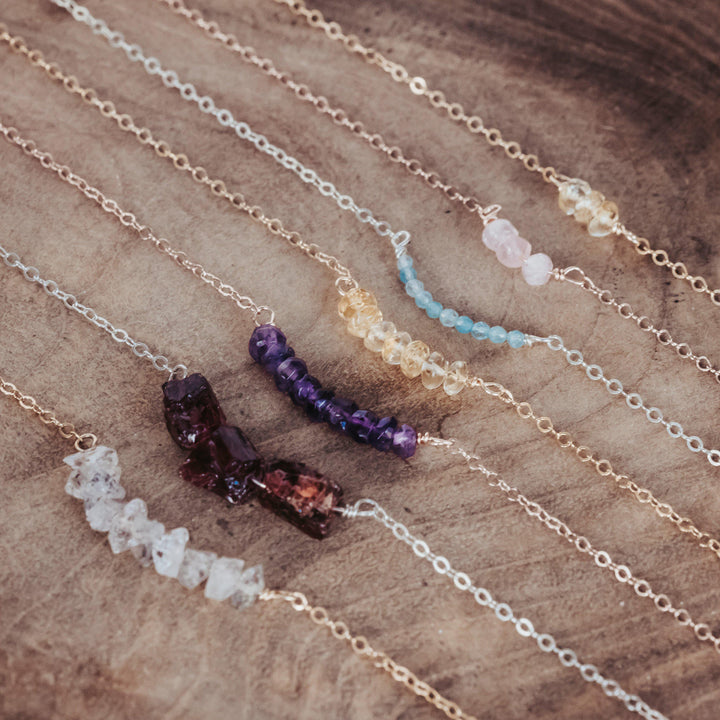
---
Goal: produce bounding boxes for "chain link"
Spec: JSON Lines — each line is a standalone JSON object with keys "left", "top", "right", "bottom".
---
{"left": 271, "top": 0, "right": 720, "bottom": 307}
{"left": 343, "top": 499, "right": 669, "bottom": 720}
{"left": 469, "top": 375, "right": 720, "bottom": 562}
{"left": 259, "top": 589, "right": 478, "bottom": 720}
{"left": 0, "top": 376, "right": 97, "bottom": 451}
{"left": 0, "top": 21, "right": 357, "bottom": 294}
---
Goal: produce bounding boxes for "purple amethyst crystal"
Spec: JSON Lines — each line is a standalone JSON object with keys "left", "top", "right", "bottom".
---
{"left": 162, "top": 373, "right": 226, "bottom": 450}
{"left": 306, "top": 388, "right": 335, "bottom": 423}
{"left": 347, "top": 409, "right": 379, "bottom": 443}
{"left": 392, "top": 423, "right": 418, "bottom": 459}
{"left": 249, "top": 324, "right": 294, "bottom": 372}
{"left": 326, "top": 397, "right": 358, "bottom": 432}
{"left": 259, "top": 460, "right": 343, "bottom": 539}
{"left": 180, "top": 425, "right": 263, "bottom": 504}
{"left": 289, "top": 374, "right": 323, "bottom": 409}
{"left": 369, "top": 416, "right": 398, "bottom": 452}
{"left": 275, "top": 357, "right": 308, "bottom": 393}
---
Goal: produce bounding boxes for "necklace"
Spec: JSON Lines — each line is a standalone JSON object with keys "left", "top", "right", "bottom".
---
{"left": 3, "top": 120, "right": 718, "bottom": 679}
{"left": 47, "top": 0, "right": 720, "bottom": 472}
{"left": 0, "top": 374, "right": 480, "bottom": 720}
{"left": 4, "top": 29, "right": 719, "bottom": 565}
{"left": 269, "top": 0, "right": 720, "bottom": 310}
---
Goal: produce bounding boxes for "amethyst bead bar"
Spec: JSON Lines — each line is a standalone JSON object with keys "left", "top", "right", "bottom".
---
{"left": 249, "top": 324, "right": 417, "bottom": 459}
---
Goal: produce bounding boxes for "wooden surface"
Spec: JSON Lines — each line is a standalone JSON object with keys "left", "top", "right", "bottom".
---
{"left": 1, "top": 1, "right": 719, "bottom": 718}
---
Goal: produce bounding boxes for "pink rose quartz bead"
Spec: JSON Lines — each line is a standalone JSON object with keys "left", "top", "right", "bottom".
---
{"left": 481, "top": 219, "right": 518, "bottom": 251}
{"left": 496, "top": 234, "right": 532, "bottom": 268}
{"left": 522, "top": 253, "right": 554, "bottom": 286}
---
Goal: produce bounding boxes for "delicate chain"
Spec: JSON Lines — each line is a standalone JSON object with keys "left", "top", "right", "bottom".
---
{"left": 468, "top": 374, "right": 720, "bottom": 560}
{"left": 556, "top": 267, "right": 720, "bottom": 382}
{"left": 271, "top": 0, "right": 720, "bottom": 307}
{"left": 154, "top": 0, "right": 499, "bottom": 224}
{"left": 342, "top": 499, "right": 668, "bottom": 720}
{"left": 0, "top": 375, "right": 97, "bottom": 451}
{"left": 49, "top": 0, "right": 423, "bottom": 265}
{"left": 0, "top": 122, "right": 276, "bottom": 327}
{"left": 0, "top": 242, "right": 188, "bottom": 379}
{"left": 260, "top": 589, "right": 478, "bottom": 720}
{"left": 415, "top": 435, "right": 720, "bottom": 652}
{"left": 0, "top": 24, "right": 357, "bottom": 296}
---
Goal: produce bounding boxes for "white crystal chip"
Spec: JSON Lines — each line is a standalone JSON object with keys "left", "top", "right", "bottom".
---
{"left": 230, "top": 565, "right": 265, "bottom": 609}
{"left": 84, "top": 497, "right": 125, "bottom": 532}
{"left": 152, "top": 527, "right": 190, "bottom": 578}
{"left": 130, "top": 519, "right": 166, "bottom": 567}
{"left": 205, "top": 557, "right": 246, "bottom": 601}
{"left": 177, "top": 549, "right": 217, "bottom": 589}
{"left": 64, "top": 446, "right": 125, "bottom": 502}
{"left": 108, "top": 498, "right": 165, "bottom": 558}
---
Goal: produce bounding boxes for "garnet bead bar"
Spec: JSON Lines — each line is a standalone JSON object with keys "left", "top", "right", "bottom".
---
{"left": 249, "top": 324, "right": 417, "bottom": 459}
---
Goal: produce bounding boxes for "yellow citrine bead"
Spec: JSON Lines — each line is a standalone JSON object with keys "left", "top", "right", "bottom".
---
{"left": 382, "top": 331, "right": 412, "bottom": 365}
{"left": 364, "top": 321, "right": 397, "bottom": 353}
{"left": 400, "top": 340, "right": 430, "bottom": 379}
{"left": 347, "top": 305, "right": 383, "bottom": 338}
{"left": 443, "top": 360, "right": 468, "bottom": 396}
{"left": 588, "top": 200, "right": 619, "bottom": 237}
{"left": 337, "top": 288, "right": 377, "bottom": 320}
{"left": 421, "top": 351, "right": 447, "bottom": 390}
{"left": 573, "top": 190, "right": 604, "bottom": 226}
{"left": 558, "top": 179, "right": 591, "bottom": 215}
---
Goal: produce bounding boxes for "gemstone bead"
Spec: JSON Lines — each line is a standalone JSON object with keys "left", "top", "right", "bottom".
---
{"left": 84, "top": 497, "right": 124, "bottom": 532}
{"left": 439, "top": 308, "right": 459, "bottom": 327}
{"left": 152, "top": 527, "right": 190, "bottom": 578}
{"left": 399, "top": 267, "right": 417, "bottom": 283}
{"left": 337, "top": 288, "right": 377, "bottom": 319}
{"left": 289, "top": 374, "right": 323, "bottom": 409}
{"left": 507, "top": 330, "right": 526, "bottom": 349}
{"left": 414, "top": 290, "right": 433, "bottom": 309}
{"left": 396, "top": 254, "right": 413, "bottom": 271}
{"left": 259, "top": 460, "right": 344, "bottom": 539}
{"left": 400, "top": 340, "right": 430, "bottom": 379}
{"left": 482, "top": 219, "right": 518, "bottom": 251}
{"left": 347, "top": 304, "right": 383, "bottom": 338}
{"left": 179, "top": 425, "right": 263, "bottom": 505}
{"left": 558, "top": 179, "right": 592, "bottom": 215}
{"left": 496, "top": 234, "right": 531, "bottom": 268}
{"left": 392, "top": 424, "right": 417, "bottom": 459}
{"left": 489, "top": 326, "right": 508, "bottom": 344}
{"left": 364, "top": 321, "right": 397, "bottom": 353}
{"left": 249, "top": 324, "right": 292, "bottom": 372}
{"left": 455, "top": 315, "right": 473, "bottom": 334}
{"left": 108, "top": 498, "right": 151, "bottom": 554}
{"left": 326, "top": 397, "right": 359, "bottom": 432}
{"left": 129, "top": 518, "right": 166, "bottom": 567}
{"left": 421, "top": 351, "right": 447, "bottom": 389}
{"left": 305, "top": 388, "right": 335, "bottom": 423}
{"left": 443, "top": 360, "right": 469, "bottom": 396}
{"left": 64, "top": 446, "right": 125, "bottom": 502}
{"left": 405, "top": 278, "right": 424, "bottom": 297}
{"left": 521, "top": 253, "right": 554, "bottom": 286}
{"left": 382, "top": 331, "right": 412, "bottom": 365}
{"left": 162, "top": 373, "right": 227, "bottom": 450}
{"left": 426, "top": 301, "right": 443, "bottom": 319}
{"left": 205, "top": 557, "right": 247, "bottom": 601}
{"left": 588, "top": 200, "right": 619, "bottom": 236}
{"left": 177, "top": 548, "right": 217, "bottom": 589}
{"left": 368, "top": 416, "right": 398, "bottom": 452}
{"left": 573, "top": 190, "right": 604, "bottom": 225}
{"left": 348, "top": 409, "right": 379, "bottom": 443}
{"left": 275, "top": 357, "right": 308, "bottom": 393}
{"left": 471, "top": 322, "right": 490, "bottom": 340}
{"left": 230, "top": 565, "right": 265, "bottom": 609}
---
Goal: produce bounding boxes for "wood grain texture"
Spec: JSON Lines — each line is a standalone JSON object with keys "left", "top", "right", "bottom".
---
{"left": 0, "top": 0, "right": 719, "bottom": 718}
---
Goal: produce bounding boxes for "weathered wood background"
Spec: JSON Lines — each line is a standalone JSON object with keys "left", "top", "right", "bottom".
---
{"left": 1, "top": 0, "right": 719, "bottom": 718}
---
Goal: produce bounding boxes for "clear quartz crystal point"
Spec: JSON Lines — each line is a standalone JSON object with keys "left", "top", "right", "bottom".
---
{"left": 64, "top": 446, "right": 125, "bottom": 501}
{"left": 177, "top": 549, "right": 218, "bottom": 589}
{"left": 152, "top": 527, "right": 190, "bottom": 578}
{"left": 229, "top": 565, "right": 265, "bottom": 609}
{"left": 205, "top": 557, "right": 247, "bottom": 601}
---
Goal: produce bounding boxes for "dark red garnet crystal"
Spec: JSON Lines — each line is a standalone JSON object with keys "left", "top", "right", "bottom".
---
{"left": 260, "top": 461, "right": 344, "bottom": 540}
{"left": 163, "top": 373, "right": 226, "bottom": 449}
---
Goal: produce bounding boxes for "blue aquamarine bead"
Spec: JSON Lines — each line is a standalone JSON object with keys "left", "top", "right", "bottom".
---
{"left": 507, "top": 330, "right": 526, "bottom": 349}
{"left": 414, "top": 290, "right": 433, "bottom": 309}
{"left": 397, "top": 254, "right": 413, "bottom": 271}
{"left": 399, "top": 267, "right": 417, "bottom": 283}
{"left": 471, "top": 322, "right": 490, "bottom": 340}
{"left": 369, "top": 416, "right": 398, "bottom": 452}
{"left": 426, "top": 301, "right": 443, "bottom": 319}
{"left": 348, "top": 410, "right": 379, "bottom": 443}
{"left": 392, "top": 424, "right": 417, "bottom": 459}
{"left": 439, "top": 308, "right": 459, "bottom": 328}
{"left": 275, "top": 357, "right": 308, "bottom": 392}
{"left": 326, "top": 398, "right": 359, "bottom": 432}
{"left": 405, "top": 278, "right": 424, "bottom": 297}
{"left": 455, "top": 316, "right": 473, "bottom": 334}
{"left": 488, "top": 326, "right": 508, "bottom": 344}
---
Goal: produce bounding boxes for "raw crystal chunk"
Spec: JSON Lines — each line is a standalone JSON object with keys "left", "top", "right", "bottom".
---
{"left": 347, "top": 409, "right": 379, "bottom": 443}
{"left": 180, "top": 425, "right": 263, "bottom": 504}
{"left": 162, "top": 373, "right": 226, "bottom": 450}
{"left": 177, "top": 548, "right": 217, "bottom": 589}
{"left": 84, "top": 497, "right": 125, "bottom": 532}
{"left": 152, "top": 527, "right": 190, "bottom": 578}
{"left": 64, "top": 446, "right": 125, "bottom": 502}
{"left": 130, "top": 518, "right": 166, "bottom": 567}
{"left": 392, "top": 424, "right": 418, "bottom": 459}
{"left": 205, "top": 557, "right": 246, "bottom": 601}
{"left": 259, "top": 460, "right": 343, "bottom": 539}
{"left": 107, "top": 498, "right": 164, "bottom": 558}
{"left": 229, "top": 564, "right": 265, "bottom": 609}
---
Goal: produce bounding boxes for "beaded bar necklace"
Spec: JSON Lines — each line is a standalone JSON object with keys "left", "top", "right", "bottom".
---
{"left": 3, "top": 123, "right": 718, "bottom": 673}
{"left": 270, "top": 0, "right": 720, "bottom": 310}
{"left": 48, "top": 0, "right": 720, "bottom": 472}
{"left": 0, "top": 374, "right": 481, "bottom": 720}
{"left": 3, "top": 31, "right": 719, "bottom": 567}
